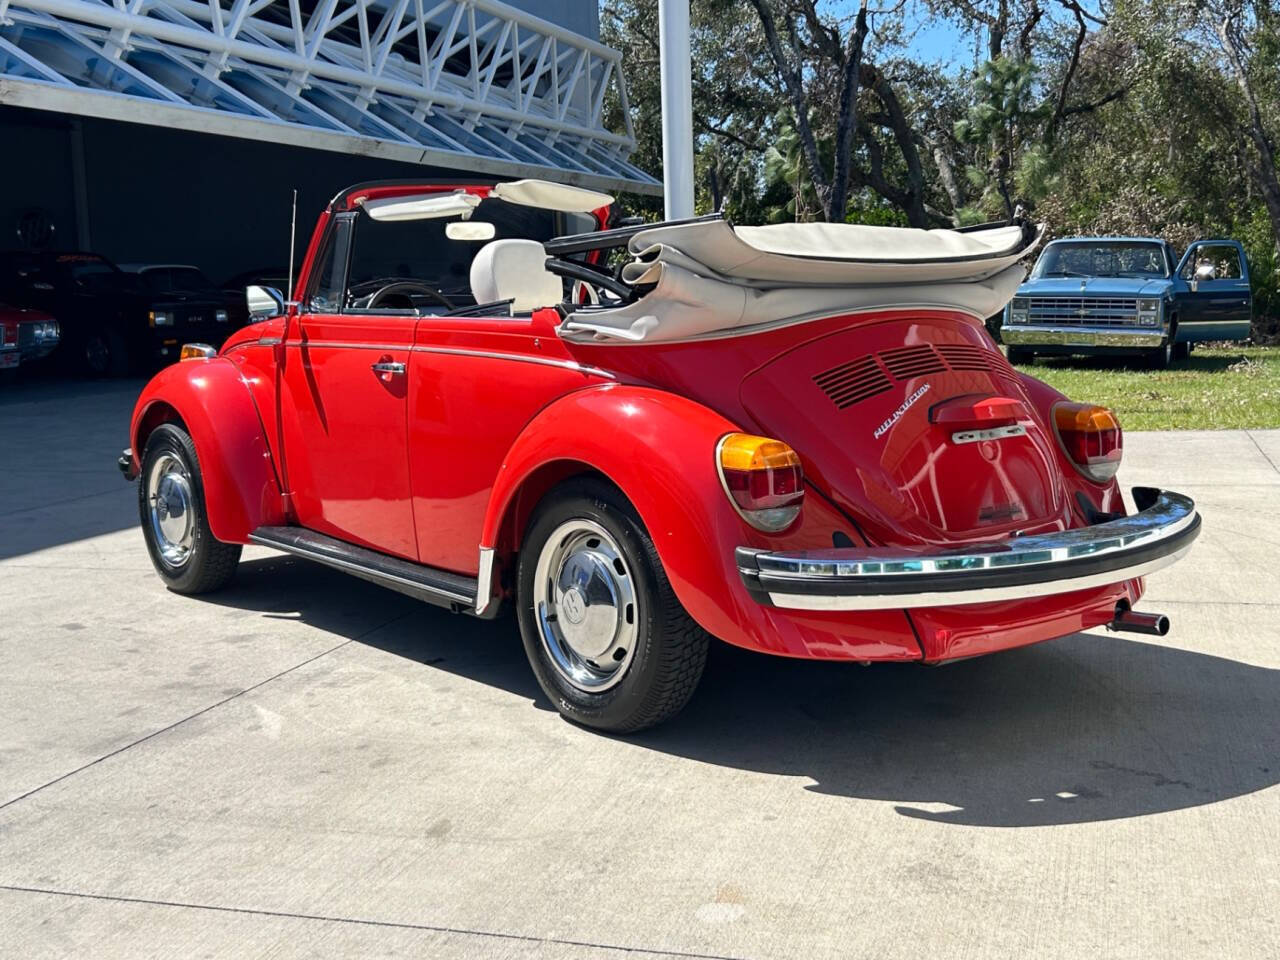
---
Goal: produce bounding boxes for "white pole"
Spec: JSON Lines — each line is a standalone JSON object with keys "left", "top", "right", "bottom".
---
{"left": 658, "top": 0, "right": 694, "bottom": 220}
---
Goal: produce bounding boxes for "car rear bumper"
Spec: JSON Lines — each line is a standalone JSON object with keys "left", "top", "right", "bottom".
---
{"left": 736, "top": 488, "right": 1199, "bottom": 611}
{"left": 1002, "top": 325, "right": 1165, "bottom": 348}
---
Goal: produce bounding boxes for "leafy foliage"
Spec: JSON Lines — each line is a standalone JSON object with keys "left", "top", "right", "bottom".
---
{"left": 603, "top": 0, "right": 1280, "bottom": 335}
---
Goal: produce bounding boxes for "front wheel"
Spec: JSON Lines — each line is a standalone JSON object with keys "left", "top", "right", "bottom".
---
{"left": 138, "top": 423, "right": 241, "bottom": 593}
{"left": 1146, "top": 338, "right": 1174, "bottom": 369}
{"left": 83, "top": 328, "right": 131, "bottom": 378}
{"left": 516, "top": 480, "right": 710, "bottom": 733}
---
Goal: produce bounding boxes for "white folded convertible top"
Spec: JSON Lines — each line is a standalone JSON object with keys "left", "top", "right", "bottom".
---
{"left": 560, "top": 218, "right": 1042, "bottom": 343}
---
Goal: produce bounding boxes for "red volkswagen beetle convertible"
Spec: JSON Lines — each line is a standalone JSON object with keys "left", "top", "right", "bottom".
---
{"left": 119, "top": 179, "right": 1200, "bottom": 731}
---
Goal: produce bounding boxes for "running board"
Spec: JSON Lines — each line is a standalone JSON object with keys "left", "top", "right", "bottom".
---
{"left": 249, "top": 526, "right": 483, "bottom": 615}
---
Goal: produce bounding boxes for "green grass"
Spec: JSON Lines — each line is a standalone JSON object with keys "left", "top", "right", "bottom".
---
{"left": 1011, "top": 346, "right": 1280, "bottom": 431}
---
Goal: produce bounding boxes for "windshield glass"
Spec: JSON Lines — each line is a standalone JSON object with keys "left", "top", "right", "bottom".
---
{"left": 141, "top": 267, "right": 213, "bottom": 291}
{"left": 1032, "top": 242, "right": 1169, "bottom": 279}
{"left": 341, "top": 196, "right": 562, "bottom": 311}
{"left": 57, "top": 255, "right": 127, "bottom": 292}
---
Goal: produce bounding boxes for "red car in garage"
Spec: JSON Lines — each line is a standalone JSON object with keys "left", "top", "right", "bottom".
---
{"left": 0, "top": 301, "right": 59, "bottom": 374}
{"left": 118, "top": 179, "right": 1201, "bottom": 732}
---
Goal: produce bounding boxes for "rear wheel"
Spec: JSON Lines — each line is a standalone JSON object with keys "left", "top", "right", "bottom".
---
{"left": 1006, "top": 345, "right": 1035, "bottom": 365}
{"left": 516, "top": 480, "right": 709, "bottom": 732}
{"left": 138, "top": 423, "right": 241, "bottom": 593}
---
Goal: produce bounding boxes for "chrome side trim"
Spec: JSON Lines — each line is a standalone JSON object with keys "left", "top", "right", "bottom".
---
{"left": 274, "top": 339, "right": 615, "bottom": 379}
{"left": 413, "top": 345, "right": 615, "bottom": 379}
{"left": 475, "top": 547, "right": 495, "bottom": 616}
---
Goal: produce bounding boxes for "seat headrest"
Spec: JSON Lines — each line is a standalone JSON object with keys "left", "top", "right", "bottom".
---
{"left": 469, "top": 239, "right": 563, "bottom": 313}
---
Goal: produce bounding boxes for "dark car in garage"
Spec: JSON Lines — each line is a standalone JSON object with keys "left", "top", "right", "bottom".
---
{"left": 0, "top": 251, "right": 242, "bottom": 376}
{"left": 121, "top": 263, "right": 248, "bottom": 329}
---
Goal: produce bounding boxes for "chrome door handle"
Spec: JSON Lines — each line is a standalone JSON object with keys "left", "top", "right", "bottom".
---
{"left": 371, "top": 361, "right": 406, "bottom": 375}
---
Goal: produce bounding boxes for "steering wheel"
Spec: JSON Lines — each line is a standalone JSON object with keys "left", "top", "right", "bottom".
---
{"left": 364, "top": 281, "right": 454, "bottom": 310}
{"left": 543, "top": 258, "right": 632, "bottom": 303}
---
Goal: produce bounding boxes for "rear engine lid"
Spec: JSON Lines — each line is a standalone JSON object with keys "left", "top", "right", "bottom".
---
{"left": 740, "top": 316, "right": 1070, "bottom": 545}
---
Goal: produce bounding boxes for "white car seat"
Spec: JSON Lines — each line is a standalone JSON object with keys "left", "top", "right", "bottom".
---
{"left": 469, "top": 239, "right": 564, "bottom": 313}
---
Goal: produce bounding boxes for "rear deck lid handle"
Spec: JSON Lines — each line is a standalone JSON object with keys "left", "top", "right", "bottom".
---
{"left": 929, "top": 394, "right": 1028, "bottom": 428}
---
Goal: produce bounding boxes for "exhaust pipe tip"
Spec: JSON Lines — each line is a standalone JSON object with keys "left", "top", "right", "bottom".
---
{"left": 1109, "top": 600, "right": 1170, "bottom": 637}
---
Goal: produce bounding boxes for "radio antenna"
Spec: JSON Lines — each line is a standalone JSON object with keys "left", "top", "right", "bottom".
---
{"left": 287, "top": 188, "right": 298, "bottom": 302}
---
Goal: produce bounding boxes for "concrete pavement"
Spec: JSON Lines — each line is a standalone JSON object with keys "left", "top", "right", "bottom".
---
{"left": 1, "top": 380, "right": 1277, "bottom": 959}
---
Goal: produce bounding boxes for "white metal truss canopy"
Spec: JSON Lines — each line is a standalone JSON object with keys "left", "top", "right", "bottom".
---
{"left": 0, "top": 0, "right": 660, "bottom": 194}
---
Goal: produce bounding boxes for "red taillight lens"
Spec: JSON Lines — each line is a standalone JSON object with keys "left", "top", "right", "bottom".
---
{"left": 1052, "top": 402, "right": 1123, "bottom": 483}
{"left": 718, "top": 433, "right": 804, "bottom": 532}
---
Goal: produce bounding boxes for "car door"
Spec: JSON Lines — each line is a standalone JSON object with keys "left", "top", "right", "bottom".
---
{"left": 278, "top": 213, "right": 418, "bottom": 560}
{"left": 1175, "top": 240, "right": 1252, "bottom": 342}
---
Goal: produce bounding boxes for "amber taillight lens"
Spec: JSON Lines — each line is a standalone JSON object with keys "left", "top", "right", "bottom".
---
{"left": 1053, "top": 402, "right": 1123, "bottom": 483}
{"left": 717, "top": 433, "right": 804, "bottom": 532}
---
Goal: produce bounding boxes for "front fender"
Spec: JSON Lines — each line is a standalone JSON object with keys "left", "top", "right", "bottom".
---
{"left": 481, "top": 385, "right": 755, "bottom": 643}
{"left": 129, "top": 358, "right": 284, "bottom": 543}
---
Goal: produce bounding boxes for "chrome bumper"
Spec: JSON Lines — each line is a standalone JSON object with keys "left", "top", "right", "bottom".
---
{"left": 737, "top": 488, "right": 1199, "bottom": 611}
{"left": 1002, "top": 325, "right": 1164, "bottom": 348}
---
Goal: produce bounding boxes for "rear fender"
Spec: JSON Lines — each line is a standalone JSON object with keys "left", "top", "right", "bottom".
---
{"left": 1014, "top": 370, "right": 1125, "bottom": 518}
{"left": 480, "top": 385, "right": 920, "bottom": 659}
{"left": 481, "top": 385, "right": 745, "bottom": 640}
{"left": 130, "top": 358, "right": 284, "bottom": 543}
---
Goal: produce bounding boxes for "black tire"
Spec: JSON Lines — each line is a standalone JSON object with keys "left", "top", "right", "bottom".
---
{"left": 1006, "top": 345, "right": 1035, "bottom": 365}
{"left": 84, "top": 328, "right": 131, "bottom": 378}
{"left": 1146, "top": 339, "right": 1174, "bottom": 369}
{"left": 138, "top": 423, "right": 241, "bottom": 594}
{"left": 516, "top": 479, "right": 710, "bottom": 733}
{"left": 1172, "top": 340, "right": 1191, "bottom": 362}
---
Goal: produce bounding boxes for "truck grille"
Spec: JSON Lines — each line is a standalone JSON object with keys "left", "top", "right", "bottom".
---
{"left": 1026, "top": 297, "right": 1140, "bottom": 326}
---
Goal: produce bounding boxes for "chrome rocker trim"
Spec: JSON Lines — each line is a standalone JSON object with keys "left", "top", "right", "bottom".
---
{"left": 737, "top": 488, "right": 1200, "bottom": 611}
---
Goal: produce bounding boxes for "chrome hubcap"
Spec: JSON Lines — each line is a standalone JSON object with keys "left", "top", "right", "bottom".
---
{"left": 147, "top": 453, "right": 194, "bottom": 568}
{"left": 534, "top": 519, "right": 638, "bottom": 692}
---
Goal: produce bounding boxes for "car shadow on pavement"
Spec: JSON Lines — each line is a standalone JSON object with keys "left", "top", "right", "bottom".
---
{"left": 214, "top": 556, "right": 1280, "bottom": 830}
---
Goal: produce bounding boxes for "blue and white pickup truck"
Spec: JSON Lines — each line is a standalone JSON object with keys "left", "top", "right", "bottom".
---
{"left": 1002, "top": 237, "right": 1252, "bottom": 367}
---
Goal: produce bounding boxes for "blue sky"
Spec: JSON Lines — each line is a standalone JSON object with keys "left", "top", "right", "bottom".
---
{"left": 825, "top": 1, "right": 998, "bottom": 72}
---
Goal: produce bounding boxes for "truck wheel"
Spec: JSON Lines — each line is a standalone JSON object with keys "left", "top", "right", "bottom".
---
{"left": 516, "top": 479, "right": 710, "bottom": 733}
{"left": 138, "top": 423, "right": 241, "bottom": 594}
{"left": 1006, "top": 345, "right": 1035, "bottom": 365}
{"left": 1172, "top": 341, "right": 1191, "bottom": 362}
{"left": 84, "top": 329, "right": 131, "bottom": 378}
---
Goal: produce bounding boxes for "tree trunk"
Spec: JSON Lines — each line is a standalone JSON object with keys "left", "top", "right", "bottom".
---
{"left": 827, "top": 0, "right": 870, "bottom": 223}
{"left": 1218, "top": 17, "right": 1280, "bottom": 249}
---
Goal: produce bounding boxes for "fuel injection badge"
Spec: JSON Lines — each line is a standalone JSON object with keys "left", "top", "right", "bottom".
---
{"left": 873, "top": 384, "right": 930, "bottom": 439}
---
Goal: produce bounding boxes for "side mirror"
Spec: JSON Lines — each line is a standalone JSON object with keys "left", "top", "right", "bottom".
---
{"left": 246, "top": 284, "right": 285, "bottom": 320}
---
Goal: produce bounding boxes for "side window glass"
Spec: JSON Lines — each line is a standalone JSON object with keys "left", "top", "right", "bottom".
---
{"left": 1182, "top": 244, "right": 1243, "bottom": 282}
{"left": 308, "top": 218, "right": 352, "bottom": 312}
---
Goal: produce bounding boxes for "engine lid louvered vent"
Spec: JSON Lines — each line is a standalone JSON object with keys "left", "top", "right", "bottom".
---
{"left": 813, "top": 355, "right": 893, "bottom": 409}
{"left": 815, "top": 341, "right": 1019, "bottom": 410}
{"left": 935, "top": 343, "right": 991, "bottom": 371}
{"left": 878, "top": 345, "right": 947, "bottom": 379}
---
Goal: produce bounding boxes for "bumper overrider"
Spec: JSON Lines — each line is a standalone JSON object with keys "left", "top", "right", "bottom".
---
{"left": 737, "top": 488, "right": 1199, "bottom": 611}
